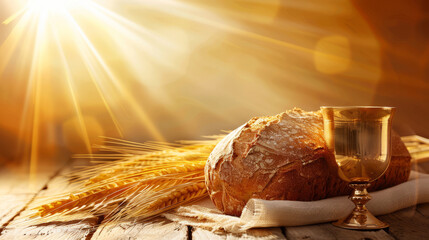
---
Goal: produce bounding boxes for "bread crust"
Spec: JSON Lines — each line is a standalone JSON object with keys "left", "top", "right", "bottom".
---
{"left": 205, "top": 108, "right": 411, "bottom": 216}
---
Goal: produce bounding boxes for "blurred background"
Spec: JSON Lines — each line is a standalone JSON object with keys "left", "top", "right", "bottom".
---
{"left": 0, "top": 0, "right": 428, "bottom": 173}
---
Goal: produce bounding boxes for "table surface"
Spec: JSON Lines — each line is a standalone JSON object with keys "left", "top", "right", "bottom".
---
{"left": 1, "top": 160, "right": 428, "bottom": 240}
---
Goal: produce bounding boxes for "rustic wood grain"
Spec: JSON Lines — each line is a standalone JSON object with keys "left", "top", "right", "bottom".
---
{"left": 192, "top": 227, "right": 285, "bottom": 240}
{"left": 0, "top": 218, "right": 98, "bottom": 240}
{"left": 0, "top": 162, "right": 99, "bottom": 240}
{"left": 0, "top": 166, "right": 59, "bottom": 228}
{"left": 284, "top": 223, "right": 394, "bottom": 240}
{"left": 0, "top": 194, "right": 35, "bottom": 227}
{"left": 91, "top": 217, "right": 188, "bottom": 240}
{"left": 0, "top": 171, "right": 50, "bottom": 194}
{"left": 1, "top": 159, "right": 428, "bottom": 239}
{"left": 378, "top": 204, "right": 429, "bottom": 240}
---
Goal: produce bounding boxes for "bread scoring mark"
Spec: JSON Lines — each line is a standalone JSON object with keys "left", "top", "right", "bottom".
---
{"left": 207, "top": 124, "right": 245, "bottom": 169}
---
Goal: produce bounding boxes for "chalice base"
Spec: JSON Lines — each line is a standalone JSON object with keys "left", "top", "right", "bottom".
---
{"left": 333, "top": 210, "right": 389, "bottom": 230}
{"left": 333, "top": 182, "right": 389, "bottom": 230}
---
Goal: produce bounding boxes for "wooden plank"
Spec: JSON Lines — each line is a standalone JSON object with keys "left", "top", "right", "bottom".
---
{"left": 0, "top": 171, "right": 51, "bottom": 194}
{"left": 0, "top": 165, "right": 60, "bottom": 228}
{"left": 284, "top": 223, "right": 393, "bottom": 240}
{"left": 0, "top": 162, "right": 100, "bottom": 240}
{"left": 416, "top": 203, "right": 429, "bottom": 217}
{"left": 0, "top": 194, "right": 35, "bottom": 227}
{"left": 192, "top": 227, "right": 285, "bottom": 240}
{"left": 91, "top": 217, "right": 188, "bottom": 240}
{"left": 0, "top": 218, "right": 98, "bottom": 240}
{"left": 378, "top": 205, "right": 429, "bottom": 240}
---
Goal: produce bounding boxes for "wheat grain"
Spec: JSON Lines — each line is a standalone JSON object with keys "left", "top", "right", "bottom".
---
{"left": 113, "top": 181, "right": 208, "bottom": 221}
{"left": 84, "top": 144, "right": 216, "bottom": 186}
{"left": 87, "top": 160, "right": 207, "bottom": 186}
{"left": 35, "top": 162, "right": 207, "bottom": 217}
{"left": 37, "top": 182, "right": 132, "bottom": 217}
{"left": 148, "top": 182, "right": 207, "bottom": 211}
{"left": 30, "top": 136, "right": 224, "bottom": 223}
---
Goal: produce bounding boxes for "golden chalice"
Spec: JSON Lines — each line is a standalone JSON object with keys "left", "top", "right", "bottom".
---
{"left": 321, "top": 106, "right": 395, "bottom": 230}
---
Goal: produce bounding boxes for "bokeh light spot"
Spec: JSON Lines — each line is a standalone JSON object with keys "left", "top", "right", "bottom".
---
{"left": 314, "top": 35, "right": 351, "bottom": 74}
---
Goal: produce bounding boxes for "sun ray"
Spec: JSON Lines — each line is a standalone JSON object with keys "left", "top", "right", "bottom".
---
{"left": 46, "top": 5, "right": 125, "bottom": 139}
{"left": 0, "top": 0, "right": 393, "bottom": 177}
{"left": 87, "top": 2, "right": 168, "bottom": 60}
{"left": 134, "top": 0, "right": 379, "bottom": 75}
{"left": 63, "top": 11, "right": 165, "bottom": 141}
{"left": 28, "top": 8, "right": 49, "bottom": 187}
{"left": 0, "top": 10, "right": 34, "bottom": 75}
{"left": 151, "top": 1, "right": 337, "bottom": 57}
{"left": 2, "top": 7, "right": 27, "bottom": 25}
{"left": 70, "top": 41, "right": 125, "bottom": 139}
{"left": 51, "top": 22, "right": 93, "bottom": 154}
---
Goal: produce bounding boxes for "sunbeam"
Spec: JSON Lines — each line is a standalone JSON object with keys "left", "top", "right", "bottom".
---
{"left": 1, "top": 0, "right": 401, "bottom": 177}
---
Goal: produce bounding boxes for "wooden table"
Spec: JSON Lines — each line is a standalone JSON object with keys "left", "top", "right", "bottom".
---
{"left": 1, "top": 161, "right": 428, "bottom": 240}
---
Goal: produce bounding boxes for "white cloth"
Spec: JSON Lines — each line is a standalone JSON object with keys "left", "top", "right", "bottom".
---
{"left": 163, "top": 171, "right": 429, "bottom": 233}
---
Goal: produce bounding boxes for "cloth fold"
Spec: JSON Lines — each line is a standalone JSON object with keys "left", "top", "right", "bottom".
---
{"left": 163, "top": 171, "right": 429, "bottom": 233}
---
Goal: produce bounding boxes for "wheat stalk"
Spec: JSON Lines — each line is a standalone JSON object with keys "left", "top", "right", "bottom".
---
{"left": 149, "top": 182, "right": 207, "bottom": 211}
{"left": 28, "top": 136, "right": 223, "bottom": 224}
{"left": 119, "top": 181, "right": 208, "bottom": 220}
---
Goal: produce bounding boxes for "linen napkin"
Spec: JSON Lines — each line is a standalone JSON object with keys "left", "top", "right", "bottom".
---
{"left": 163, "top": 171, "right": 429, "bottom": 233}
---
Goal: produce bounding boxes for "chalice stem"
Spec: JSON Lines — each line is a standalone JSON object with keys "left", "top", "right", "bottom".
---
{"left": 349, "top": 182, "right": 371, "bottom": 222}
{"left": 333, "top": 182, "right": 389, "bottom": 229}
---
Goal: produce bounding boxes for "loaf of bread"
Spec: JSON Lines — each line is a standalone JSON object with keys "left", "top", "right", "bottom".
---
{"left": 205, "top": 108, "right": 411, "bottom": 216}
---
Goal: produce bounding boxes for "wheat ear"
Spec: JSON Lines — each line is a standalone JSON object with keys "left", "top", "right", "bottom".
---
{"left": 28, "top": 136, "right": 225, "bottom": 223}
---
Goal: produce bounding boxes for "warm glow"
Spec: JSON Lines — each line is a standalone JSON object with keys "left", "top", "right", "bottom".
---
{"left": 26, "top": 0, "right": 84, "bottom": 12}
{"left": 0, "top": 0, "right": 385, "bottom": 178}
{"left": 314, "top": 35, "right": 351, "bottom": 74}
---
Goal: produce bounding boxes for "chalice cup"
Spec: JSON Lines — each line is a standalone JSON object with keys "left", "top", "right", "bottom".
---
{"left": 321, "top": 106, "right": 395, "bottom": 230}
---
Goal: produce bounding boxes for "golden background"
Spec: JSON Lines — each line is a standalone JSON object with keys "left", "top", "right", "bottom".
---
{"left": 0, "top": 0, "right": 428, "bottom": 171}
